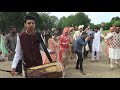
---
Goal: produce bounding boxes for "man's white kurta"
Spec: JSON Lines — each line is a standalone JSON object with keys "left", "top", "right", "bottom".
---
{"left": 92, "top": 31, "right": 101, "bottom": 52}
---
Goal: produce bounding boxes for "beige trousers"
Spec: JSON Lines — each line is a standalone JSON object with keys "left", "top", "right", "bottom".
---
{"left": 62, "top": 51, "right": 69, "bottom": 67}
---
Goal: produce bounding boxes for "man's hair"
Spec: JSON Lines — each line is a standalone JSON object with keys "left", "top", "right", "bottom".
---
{"left": 94, "top": 26, "right": 99, "bottom": 30}
{"left": 24, "top": 15, "right": 36, "bottom": 23}
{"left": 82, "top": 31, "right": 87, "bottom": 36}
{"left": 9, "top": 26, "right": 16, "bottom": 30}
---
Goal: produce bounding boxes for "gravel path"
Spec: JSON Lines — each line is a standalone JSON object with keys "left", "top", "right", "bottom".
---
{"left": 0, "top": 42, "right": 120, "bottom": 78}
{"left": 64, "top": 42, "right": 120, "bottom": 78}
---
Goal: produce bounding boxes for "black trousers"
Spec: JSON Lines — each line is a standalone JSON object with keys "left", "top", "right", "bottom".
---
{"left": 75, "top": 51, "right": 83, "bottom": 71}
{"left": 89, "top": 39, "right": 93, "bottom": 53}
{"left": 16, "top": 60, "right": 22, "bottom": 74}
{"left": 83, "top": 47, "right": 88, "bottom": 58}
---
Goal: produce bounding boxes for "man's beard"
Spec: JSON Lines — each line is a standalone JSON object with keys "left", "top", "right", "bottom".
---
{"left": 95, "top": 30, "right": 98, "bottom": 32}
{"left": 29, "top": 27, "right": 34, "bottom": 31}
{"left": 115, "top": 31, "right": 119, "bottom": 33}
{"left": 12, "top": 32, "right": 16, "bottom": 34}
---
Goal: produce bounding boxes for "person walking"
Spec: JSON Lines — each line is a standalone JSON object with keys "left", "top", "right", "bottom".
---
{"left": 74, "top": 32, "right": 90, "bottom": 75}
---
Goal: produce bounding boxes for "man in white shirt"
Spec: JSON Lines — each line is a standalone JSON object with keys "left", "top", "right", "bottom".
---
{"left": 92, "top": 27, "right": 101, "bottom": 62}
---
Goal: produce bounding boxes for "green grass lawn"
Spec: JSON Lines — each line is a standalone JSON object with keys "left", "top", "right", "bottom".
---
{"left": 101, "top": 30, "right": 110, "bottom": 43}
{"left": 102, "top": 30, "right": 109, "bottom": 35}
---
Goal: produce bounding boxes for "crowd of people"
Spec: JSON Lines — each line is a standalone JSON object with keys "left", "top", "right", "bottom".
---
{"left": 0, "top": 15, "right": 120, "bottom": 77}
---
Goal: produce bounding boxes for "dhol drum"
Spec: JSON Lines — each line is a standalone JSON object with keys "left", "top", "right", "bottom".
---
{"left": 25, "top": 61, "right": 64, "bottom": 78}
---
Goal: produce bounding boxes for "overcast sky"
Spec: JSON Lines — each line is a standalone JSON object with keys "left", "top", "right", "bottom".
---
{"left": 48, "top": 12, "right": 120, "bottom": 24}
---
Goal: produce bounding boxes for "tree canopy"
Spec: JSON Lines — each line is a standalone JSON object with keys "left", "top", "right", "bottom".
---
{"left": 0, "top": 12, "right": 119, "bottom": 33}
{"left": 57, "top": 12, "right": 91, "bottom": 30}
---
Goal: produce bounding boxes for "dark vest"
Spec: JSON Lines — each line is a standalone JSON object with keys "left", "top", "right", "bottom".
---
{"left": 19, "top": 32, "right": 43, "bottom": 68}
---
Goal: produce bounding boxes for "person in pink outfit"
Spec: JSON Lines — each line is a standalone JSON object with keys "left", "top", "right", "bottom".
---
{"left": 59, "top": 27, "right": 72, "bottom": 68}
{"left": 42, "top": 33, "right": 61, "bottom": 64}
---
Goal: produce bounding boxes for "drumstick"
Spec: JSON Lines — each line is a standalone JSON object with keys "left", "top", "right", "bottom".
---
{"left": 0, "top": 69, "right": 23, "bottom": 76}
{"left": 0, "top": 69, "right": 11, "bottom": 72}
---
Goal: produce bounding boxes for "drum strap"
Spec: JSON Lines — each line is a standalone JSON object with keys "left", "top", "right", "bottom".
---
{"left": 36, "top": 32, "right": 53, "bottom": 63}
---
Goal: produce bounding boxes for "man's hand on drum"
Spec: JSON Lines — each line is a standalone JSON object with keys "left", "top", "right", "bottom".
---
{"left": 11, "top": 68, "right": 16, "bottom": 76}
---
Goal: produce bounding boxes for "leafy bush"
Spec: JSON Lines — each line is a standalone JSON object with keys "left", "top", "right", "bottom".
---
{"left": 113, "top": 21, "right": 120, "bottom": 27}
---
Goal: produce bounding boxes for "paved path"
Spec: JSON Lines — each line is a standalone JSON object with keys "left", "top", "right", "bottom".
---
{"left": 0, "top": 42, "right": 120, "bottom": 78}
{"left": 0, "top": 58, "right": 23, "bottom": 78}
{"left": 64, "top": 42, "right": 120, "bottom": 78}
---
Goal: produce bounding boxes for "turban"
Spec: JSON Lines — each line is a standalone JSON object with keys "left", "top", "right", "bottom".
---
{"left": 63, "top": 27, "right": 69, "bottom": 33}
{"left": 69, "top": 27, "right": 74, "bottom": 31}
{"left": 78, "top": 25, "right": 84, "bottom": 29}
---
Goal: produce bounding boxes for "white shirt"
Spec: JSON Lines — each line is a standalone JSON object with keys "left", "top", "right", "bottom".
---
{"left": 73, "top": 31, "right": 82, "bottom": 40}
{"left": 12, "top": 35, "right": 23, "bottom": 69}
{"left": 11, "top": 35, "right": 51, "bottom": 69}
{"left": 104, "top": 32, "right": 113, "bottom": 40}
{"left": 92, "top": 30, "right": 101, "bottom": 52}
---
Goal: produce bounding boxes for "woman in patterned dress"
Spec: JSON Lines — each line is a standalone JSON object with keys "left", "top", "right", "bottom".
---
{"left": 1, "top": 32, "right": 8, "bottom": 57}
{"left": 42, "top": 33, "right": 61, "bottom": 64}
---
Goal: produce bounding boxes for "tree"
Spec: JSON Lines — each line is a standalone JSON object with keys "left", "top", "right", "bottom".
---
{"left": 49, "top": 16, "right": 59, "bottom": 28}
{"left": 104, "top": 22, "right": 110, "bottom": 30}
{"left": 39, "top": 12, "right": 54, "bottom": 30}
{"left": 113, "top": 21, "right": 120, "bottom": 27}
{"left": 57, "top": 16, "right": 67, "bottom": 30}
{"left": 65, "top": 15, "right": 75, "bottom": 26}
{"left": 0, "top": 12, "right": 27, "bottom": 33}
{"left": 56, "top": 12, "right": 91, "bottom": 30}
{"left": 74, "top": 12, "right": 91, "bottom": 28}
{"left": 90, "top": 23, "right": 95, "bottom": 29}
{"left": 111, "top": 16, "right": 120, "bottom": 21}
